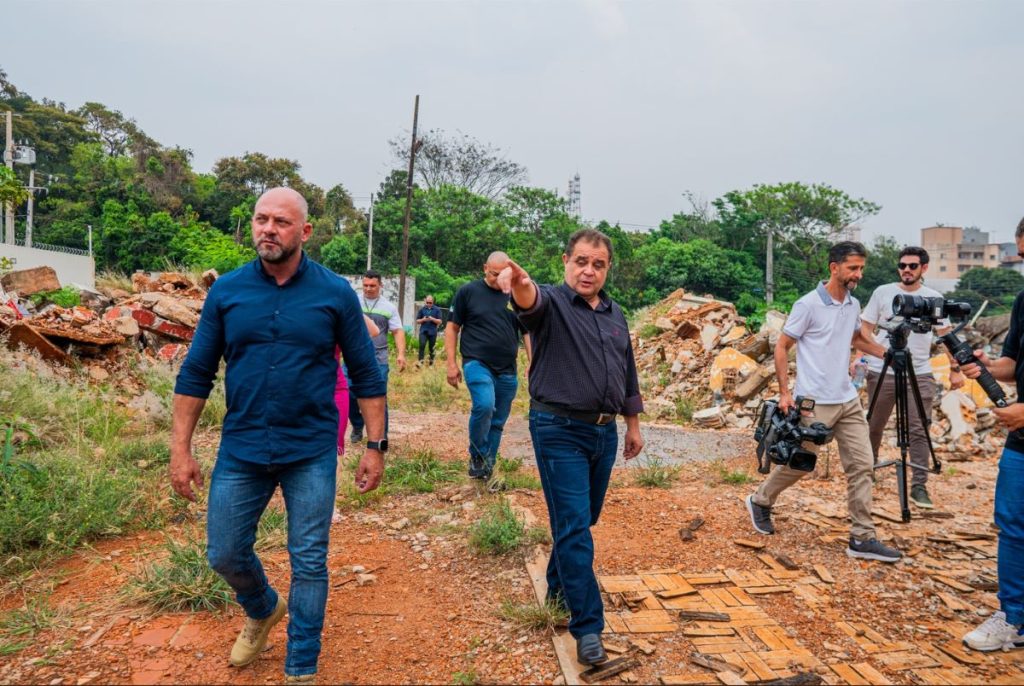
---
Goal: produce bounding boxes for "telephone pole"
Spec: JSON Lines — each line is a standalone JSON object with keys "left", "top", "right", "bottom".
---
{"left": 366, "top": 192, "right": 375, "bottom": 271}
{"left": 398, "top": 95, "right": 421, "bottom": 319}
{"left": 3, "top": 111, "right": 14, "bottom": 244}
{"left": 765, "top": 230, "right": 774, "bottom": 305}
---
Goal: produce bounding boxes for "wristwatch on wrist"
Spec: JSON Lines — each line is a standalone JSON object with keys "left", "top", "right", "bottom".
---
{"left": 366, "top": 439, "right": 389, "bottom": 453}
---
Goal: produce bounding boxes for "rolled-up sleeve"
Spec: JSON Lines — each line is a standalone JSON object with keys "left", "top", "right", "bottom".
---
{"left": 623, "top": 337, "right": 643, "bottom": 416}
{"left": 174, "top": 283, "right": 225, "bottom": 398}
{"left": 336, "top": 283, "right": 386, "bottom": 398}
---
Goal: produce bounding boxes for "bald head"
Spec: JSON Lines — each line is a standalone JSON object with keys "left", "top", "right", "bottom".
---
{"left": 485, "top": 251, "right": 509, "bottom": 268}
{"left": 483, "top": 251, "right": 510, "bottom": 289}
{"left": 256, "top": 186, "right": 308, "bottom": 222}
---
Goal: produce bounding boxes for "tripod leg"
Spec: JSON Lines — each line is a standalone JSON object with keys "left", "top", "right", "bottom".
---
{"left": 866, "top": 356, "right": 891, "bottom": 422}
{"left": 905, "top": 364, "right": 941, "bottom": 475}
{"left": 893, "top": 367, "right": 912, "bottom": 523}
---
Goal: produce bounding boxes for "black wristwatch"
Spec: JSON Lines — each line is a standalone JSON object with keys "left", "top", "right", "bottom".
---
{"left": 366, "top": 439, "right": 389, "bottom": 453}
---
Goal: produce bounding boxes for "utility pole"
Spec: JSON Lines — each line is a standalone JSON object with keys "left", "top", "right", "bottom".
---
{"left": 25, "top": 167, "right": 33, "bottom": 247}
{"left": 398, "top": 95, "right": 420, "bottom": 320}
{"left": 765, "top": 230, "right": 774, "bottom": 305}
{"left": 366, "top": 192, "right": 375, "bottom": 271}
{"left": 3, "top": 111, "right": 13, "bottom": 244}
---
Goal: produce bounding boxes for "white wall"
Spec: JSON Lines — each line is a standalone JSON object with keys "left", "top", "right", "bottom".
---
{"left": 0, "top": 243, "right": 95, "bottom": 289}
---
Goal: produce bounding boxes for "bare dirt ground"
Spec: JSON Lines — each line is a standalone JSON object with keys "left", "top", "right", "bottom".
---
{"left": 2, "top": 408, "right": 1022, "bottom": 685}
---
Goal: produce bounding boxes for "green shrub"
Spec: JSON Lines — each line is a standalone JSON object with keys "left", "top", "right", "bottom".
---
{"left": 130, "top": 534, "right": 233, "bottom": 612}
{"left": 29, "top": 286, "right": 80, "bottom": 309}
{"left": 469, "top": 499, "right": 525, "bottom": 555}
{"left": 633, "top": 456, "right": 681, "bottom": 488}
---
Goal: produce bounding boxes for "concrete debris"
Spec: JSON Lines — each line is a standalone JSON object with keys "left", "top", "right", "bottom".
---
{"left": 632, "top": 288, "right": 1009, "bottom": 458}
{"left": 0, "top": 265, "right": 61, "bottom": 296}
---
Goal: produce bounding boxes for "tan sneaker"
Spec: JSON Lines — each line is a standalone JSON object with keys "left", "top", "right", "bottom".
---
{"left": 229, "top": 597, "right": 287, "bottom": 667}
{"left": 284, "top": 675, "right": 316, "bottom": 685}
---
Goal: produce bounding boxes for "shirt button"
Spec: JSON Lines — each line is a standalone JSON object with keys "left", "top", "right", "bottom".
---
{"left": 274, "top": 310, "right": 279, "bottom": 315}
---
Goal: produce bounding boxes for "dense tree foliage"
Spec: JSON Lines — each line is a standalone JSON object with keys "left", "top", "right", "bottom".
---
{"left": 9, "top": 68, "right": 1001, "bottom": 318}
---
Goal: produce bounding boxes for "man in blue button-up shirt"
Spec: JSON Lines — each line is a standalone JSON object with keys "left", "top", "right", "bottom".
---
{"left": 170, "top": 187, "right": 386, "bottom": 681}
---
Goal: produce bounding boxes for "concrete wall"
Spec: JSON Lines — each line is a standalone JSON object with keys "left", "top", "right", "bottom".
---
{"left": 342, "top": 274, "right": 416, "bottom": 329}
{"left": 0, "top": 243, "right": 95, "bottom": 289}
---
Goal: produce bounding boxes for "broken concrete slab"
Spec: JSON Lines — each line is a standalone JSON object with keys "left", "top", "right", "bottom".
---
{"left": 0, "top": 266, "right": 61, "bottom": 296}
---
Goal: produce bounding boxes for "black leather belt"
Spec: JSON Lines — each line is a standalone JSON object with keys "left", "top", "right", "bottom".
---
{"left": 531, "top": 400, "right": 616, "bottom": 425}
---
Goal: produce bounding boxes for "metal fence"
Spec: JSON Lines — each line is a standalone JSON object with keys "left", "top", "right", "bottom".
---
{"left": 13, "top": 238, "right": 91, "bottom": 257}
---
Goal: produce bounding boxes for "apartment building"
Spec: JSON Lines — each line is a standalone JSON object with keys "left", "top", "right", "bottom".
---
{"left": 920, "top": 226, "right": 1001, "bottom": 277}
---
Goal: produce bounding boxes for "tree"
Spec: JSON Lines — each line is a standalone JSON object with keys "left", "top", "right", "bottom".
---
{"left": 946, "top": 267, "right": 1024, "bottom": 315}
{"left": 75, "top": 102, "right": 139, "bottom": 157}
{"left": 391, "top": 129, "right": 527, "bottom": 199}
{"left": 634, "top": 238, "right": 763, "bottom": 304}
{"left": 0, "top": 167, "right": 29, "bottom": 209}
{"left": 859, "top": 235, "right": 903, "bottom": 297}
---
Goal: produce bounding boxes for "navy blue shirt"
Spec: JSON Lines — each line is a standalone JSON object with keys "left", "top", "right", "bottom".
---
{"left": 516, "top": 282, "right": 643, "bottom": 416}
{"left": 174, "top": 255, "right": 386, "bottom": 465}
{"left": 417, "top": 305, "right": 442, "bottom": 336}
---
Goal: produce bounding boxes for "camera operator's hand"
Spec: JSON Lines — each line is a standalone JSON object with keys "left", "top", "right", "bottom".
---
{"left": 994, "top": 404, "right": 1024, "bottom": 432}
{"left": 960, "top": 349, "right": 992, "bottom": 380}
{"left": 778, "top": 391, "right": 796, "bottom": 414}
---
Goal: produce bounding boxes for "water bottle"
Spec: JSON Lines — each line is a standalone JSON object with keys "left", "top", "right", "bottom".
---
{"left": 852, "top": 357, "right": 868, "bottom": 389}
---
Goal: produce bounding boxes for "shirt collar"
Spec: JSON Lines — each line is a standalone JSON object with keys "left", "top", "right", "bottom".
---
{"left": 815, "top": 280, "right": 852, "bottom": 307}
{"left": 254, "top": 252, "right": 309, "bottom": 286}
{"left": 560, "top": 282, "right": 611, "bottom": 311}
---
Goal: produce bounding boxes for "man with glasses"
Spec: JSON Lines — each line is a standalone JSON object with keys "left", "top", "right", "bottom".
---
{"left": 446, "top": 252, "right": 530, "bottom": 480}
{"left": 860, "top": 246, "right": 964, "bottom": 509}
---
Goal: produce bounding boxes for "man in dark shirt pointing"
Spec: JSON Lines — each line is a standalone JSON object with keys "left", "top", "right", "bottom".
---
{"left": 498, "top": 229, "right": 644, "bottom": 666}
{"left": 170, "top": 187, "right": 386, "bottom": 683}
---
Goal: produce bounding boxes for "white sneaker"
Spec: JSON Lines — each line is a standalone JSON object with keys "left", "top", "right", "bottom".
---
{"left": 963, "top": 611, "right": 1024, "bottom": 652}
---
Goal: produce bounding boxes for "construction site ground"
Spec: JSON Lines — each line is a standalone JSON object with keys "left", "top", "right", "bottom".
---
{"left": 1, "top": 410, "right": 1021, "bottom": 686}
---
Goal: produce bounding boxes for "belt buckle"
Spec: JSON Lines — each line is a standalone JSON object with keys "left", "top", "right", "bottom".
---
{"left": 597, "top": 413, "right": 614, "bottom": 425}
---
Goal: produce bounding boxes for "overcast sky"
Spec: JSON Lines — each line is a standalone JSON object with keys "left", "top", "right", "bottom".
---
{"left": 5, "top": 0, "right": 1022, "bottom": 245}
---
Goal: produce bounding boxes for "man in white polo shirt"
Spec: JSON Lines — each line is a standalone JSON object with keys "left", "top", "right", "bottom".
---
{"left": 745, "top": 241, "right": 902, "bottom": 563}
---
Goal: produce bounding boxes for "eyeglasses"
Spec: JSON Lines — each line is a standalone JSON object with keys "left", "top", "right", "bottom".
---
{"left": 897, "top": 262, "right": 921, "bottom": 271}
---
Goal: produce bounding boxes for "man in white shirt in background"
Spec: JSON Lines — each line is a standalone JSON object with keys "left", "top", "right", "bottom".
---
{"left": 860, "top": 246, "right": 965, "bottom": 510}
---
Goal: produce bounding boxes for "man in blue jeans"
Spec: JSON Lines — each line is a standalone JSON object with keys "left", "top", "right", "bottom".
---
{"left": 497, "top": 230, "right": 645, "bottom": 666}
{"left": 169, "top": 187, "right": 387, "bottom": 683}
{"left": 446, "top": 251, "right": 530, "bottom": 480}
{"left": 962, "top": 216, "right": 1024, "bottom": 652}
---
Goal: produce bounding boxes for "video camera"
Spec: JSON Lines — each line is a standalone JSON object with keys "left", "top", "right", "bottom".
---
{"left": 889, "top": 294, "right": 1009, "bottom": 408}
{"left": 754, "top": 396, "right": 834, "bottom": 474}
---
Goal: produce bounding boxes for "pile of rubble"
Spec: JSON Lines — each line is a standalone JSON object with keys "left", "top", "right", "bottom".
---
{"left": 631, "top": 288, "right": 1011, "bottom": 458}
{"left": 0, "top": 265, "right": 214, "bottom": 378}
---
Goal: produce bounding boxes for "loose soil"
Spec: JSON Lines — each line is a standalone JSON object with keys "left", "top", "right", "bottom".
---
{"left": 2, "top": 410, "right": 1022, "bottom": 685}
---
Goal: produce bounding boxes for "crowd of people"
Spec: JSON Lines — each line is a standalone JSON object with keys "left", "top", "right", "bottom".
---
{"left": 167, "top": 186, "right": 1024, "bottom": 681}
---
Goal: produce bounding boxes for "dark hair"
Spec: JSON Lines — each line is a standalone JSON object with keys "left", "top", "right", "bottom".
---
{"left": 363, "top": 269, "right": 382, "bottom": 283}
{"left": 828, "top": 241, "right": 867, "bottom": 266}
{"left": 1017, "top": 216, "right": 1024, "bottom": 239}
{"left": 565, "top": 228, "right": 613, "bottom": 262}
{"left": 898, "top": 246, "right": 929, "bottom": 265}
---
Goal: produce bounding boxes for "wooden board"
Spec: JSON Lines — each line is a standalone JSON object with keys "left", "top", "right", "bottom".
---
{"left": 813, "top": 565, "right": 835, "bottom": 584}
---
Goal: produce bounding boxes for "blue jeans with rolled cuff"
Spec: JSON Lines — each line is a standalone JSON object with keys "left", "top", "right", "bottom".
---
{"left": 206, "top": 450, "right": 336, "bottom": 677}
{"left": 996, "top": 447, "right": 1024, "bottom": 625}
{"left": 529, "top": 409, "right": 617, "bottom": 638}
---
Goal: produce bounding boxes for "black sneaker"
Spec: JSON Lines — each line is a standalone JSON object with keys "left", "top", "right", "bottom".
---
{"left": 847, "top": 537, "right": 902, "bottom": 563}
{"left": 745, "top": 495, "right": 775, "bottom": 535}
{"left": 350, "top": 428, "right": 363, "bottom": 443}
{"left": 910, "top": 484, "right": 934, "bottom": 509}
{"left": 576, "top": 633, "right": 607, "bottom": 665}
{"left": 468, "top": 454, "right": 486, "bottom": 479}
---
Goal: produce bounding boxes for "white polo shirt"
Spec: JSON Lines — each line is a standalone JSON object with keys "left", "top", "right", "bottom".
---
{"left": 783, "top": 281, "right": 860, "bottom": 404}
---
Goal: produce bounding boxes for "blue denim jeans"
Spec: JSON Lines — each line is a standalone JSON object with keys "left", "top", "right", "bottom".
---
{"left": 346, "top": 361, "right": 389, "bottom": 438}
{"left": 464, "top": 359, "right": 518, "bottom": 475}
{"left": 206, "top": 451, "right": 336, "bottom": 677}
{"left": 529, "top": 410, "right": 617, "bottom": 638}
{"left": 996, "top": 447, "right": 1024, "bottom": 625}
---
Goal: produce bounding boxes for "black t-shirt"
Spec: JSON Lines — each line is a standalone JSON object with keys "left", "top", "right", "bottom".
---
{"left": 1001, "top": 291, "right": 1024, "bottom": 452}
{"left": 450, "top": 279, "right": 524, "bottom": 375}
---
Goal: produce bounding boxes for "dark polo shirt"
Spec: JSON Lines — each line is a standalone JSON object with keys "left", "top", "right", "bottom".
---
{"left": 515, "top": 282, "right": 643, "bottom": 416}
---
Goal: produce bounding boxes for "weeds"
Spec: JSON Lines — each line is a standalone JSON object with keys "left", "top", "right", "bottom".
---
{"left": 638, "top": 323, "right": 662, "bottom": 339}
{"left": 0, "top": 596, "right": 68, "bottom": 656}
{"left": 502, "top": 472, "right": 542, "bottom": 490}
{"left": 452, "top": 670, "right": 480, "bottom": 686}
{"left": 255, "top": 507, "right": 288, "bottom": 551}
{"left": 495, "top": 455, "right": 522, "bottom": 474}
{"left": 385, "top": 450, "right": 464, "bottom": 493}
{"left": 717, "top": 464, "right": 755, "bottom": 485}
{"left": 469, "top": 498, "right": 525, "bottom": 555}
{"left": 498, "top": 598, "right": 568, "bottom": 632}
{"left": 525, "top": 526, "right": 551, "bottom": 545}
{"left": 130, "top": 534, "right": 233, "bottom": 612}
{"left": 633, "top": 456, "right": 681, "bottom": 488}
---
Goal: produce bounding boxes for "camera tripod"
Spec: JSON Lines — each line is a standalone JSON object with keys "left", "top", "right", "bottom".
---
{"left": 866, "top": 326, "right": 941, "bottom": 523}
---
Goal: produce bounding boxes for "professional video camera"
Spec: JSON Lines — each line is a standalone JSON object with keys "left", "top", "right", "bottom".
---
{"left": 890, "top": 294, "right": 1009, "bottom": 408}
{"left": 754, "top": 396, "right": 834, "bottom": 475}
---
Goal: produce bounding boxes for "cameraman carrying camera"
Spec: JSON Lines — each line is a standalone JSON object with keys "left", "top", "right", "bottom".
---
{"left": 745, "top": 241, "right": 902, "bottom": 563}
{"left": 860, "top": 247, "right": 965, "bottom": 510}
{"left": 960, "top": 217, "right": 1024, "bottom": 652}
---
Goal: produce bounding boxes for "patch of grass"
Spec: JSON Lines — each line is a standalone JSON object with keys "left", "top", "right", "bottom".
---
{"left": 384, "top": 449, "right": 464, "bottom": 494}
{"left": 95, "top": 270, "right": 134, "bottom": 293}
{"left": 495, "top": 455, "right": 522, "bottom": 474}
{"left": 469, "top": 498, "right": 525, "bottom": 555}
{"left": 452, "top": 670, "right": 480, "bottom": 686}
{"left": 633, "top": 456, "right": 682, "bottom": 488}
{"left": 29, "top": 286, "right": 81, "bottom": 309}
{"left": 255, "top": 507, "right": 288, "bottom": 551}
{"left": 946, "top": 466, "right": 959, "bottom": 477}
{"left": 502, "top": 471, "right": 542, "bottom": 490}
{"left": 638, "top": 323, "right": 662, "bottom": 339}
{"left": 130, "top": 534, "right": 233, "bottom": 613}
{"left": 717, "top": 464, "right": 756, "bottom": 485}
{"left": 498, "top": 598, "right": 568, "bottom": 632}
{"left": 526, "top": 526, "right": 551, "bottom": 545}
{"left": 0, "top": 596, "right": 68, "bottom": 656}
